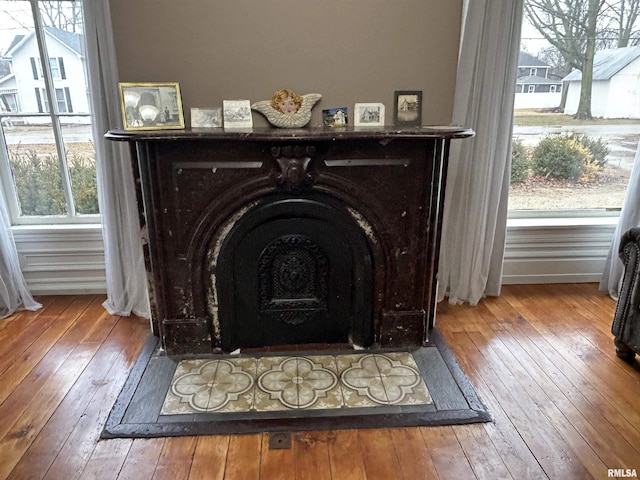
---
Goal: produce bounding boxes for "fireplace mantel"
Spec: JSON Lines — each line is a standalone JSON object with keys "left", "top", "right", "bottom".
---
{"left": 107, "top": 126, "right": 473, "bottom": 354}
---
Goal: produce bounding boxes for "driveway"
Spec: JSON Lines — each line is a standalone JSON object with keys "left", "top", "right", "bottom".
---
{"left": 3, "top": 124, "right": 94, "bottom": 145}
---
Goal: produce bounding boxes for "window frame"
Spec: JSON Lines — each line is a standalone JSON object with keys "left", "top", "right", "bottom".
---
{"left": 0, "top": 0, "right": 99, "bottom": 225}
{"left": 510, "top": 3, "right": 633, "bottom": 225}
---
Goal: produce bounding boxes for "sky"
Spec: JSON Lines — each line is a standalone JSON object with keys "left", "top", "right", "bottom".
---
{"left": 520, "top": 18, "right": 551, "bottom": 55}
{"left": 0, "top": 1, "right": 33, "bottom": 55}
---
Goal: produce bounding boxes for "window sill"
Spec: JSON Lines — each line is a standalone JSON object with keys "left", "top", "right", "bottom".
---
{"left": 507, "top": 216, "right": 618, "bottom": 229}
{"left": 12, "top": 223, "right": 102, "bottom": 236}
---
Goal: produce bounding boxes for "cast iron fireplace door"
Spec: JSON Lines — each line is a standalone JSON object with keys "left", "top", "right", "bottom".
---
{"left": 217, "top": 195, "right": 373, "bottom": 351}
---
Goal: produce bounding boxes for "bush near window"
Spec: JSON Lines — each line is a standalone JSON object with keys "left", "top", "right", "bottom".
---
{"left": 530, "top": 133, "right": 608, "bottom": 181}
{"left": 566, "top": 133, "right": 610, "bottom": 168}
{"left": 510, "top": 138, "right": 530, "bottom": 184}
{"left": 9, "top": 149, "right": 99, "bottom": 216}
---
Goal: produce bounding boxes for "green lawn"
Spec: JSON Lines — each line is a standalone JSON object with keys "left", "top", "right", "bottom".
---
{"left": 513, "top": 109, "right": 640, "bottom": 126}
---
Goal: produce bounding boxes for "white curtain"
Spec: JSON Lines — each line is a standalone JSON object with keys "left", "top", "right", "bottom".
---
{"left": 600, "top": 141, "right": 640, "bottom": 298}
{"left": 84, "top": 0, "right": 150, "bottom": 318}
{"left": 437, "top": 0, "right": 524, "bottom": 305}
{"left": 0, "top": 198, "right": 41, "bottom": 319}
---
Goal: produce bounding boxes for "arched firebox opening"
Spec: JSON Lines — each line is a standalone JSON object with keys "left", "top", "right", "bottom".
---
{"left": 215, "top": 193, "right": 374, "bottom": 352}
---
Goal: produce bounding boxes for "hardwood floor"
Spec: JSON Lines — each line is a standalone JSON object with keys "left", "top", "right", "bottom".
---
{"left": 0, "top": 284, "right": 638, "bottom": 479}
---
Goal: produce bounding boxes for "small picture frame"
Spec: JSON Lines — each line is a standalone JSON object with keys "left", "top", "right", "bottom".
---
{"left": 191, "top": 107, "right": 222, "bottom": 128}
{"left": 322, "top": 107, "right": 348, "bottom": 127}
{"left": 119, "top": 82, "right": 185, "bottom": 131}
{"left": 393, "top": 90, "right": 422, "bottom": 127}
{"left": 354, "top": 103, "right": 385, "bottom": 127}
{"left": 223, "top": 100, "right": 253, "bottom": 129}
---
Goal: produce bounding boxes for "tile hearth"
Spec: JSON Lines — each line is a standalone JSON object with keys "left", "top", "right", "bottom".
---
{"left": 161, "top": 352, "right": 432, "bottom": 415}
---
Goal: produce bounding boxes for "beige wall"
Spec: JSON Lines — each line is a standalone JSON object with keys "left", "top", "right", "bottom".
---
{"left": 109, "top": 0, "right": 462, "bottom": 127}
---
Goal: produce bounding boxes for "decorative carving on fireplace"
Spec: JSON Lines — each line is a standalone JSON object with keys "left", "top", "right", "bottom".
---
{"left": 271, "top": 145, "right": 316, "bottom": 192}
{"left": 106, "top": 126, "right": 473, "bottom": 355}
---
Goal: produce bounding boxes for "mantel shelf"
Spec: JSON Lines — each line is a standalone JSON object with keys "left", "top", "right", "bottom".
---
{"left": 105, "top": 125, "right": 474, "bottom": 142}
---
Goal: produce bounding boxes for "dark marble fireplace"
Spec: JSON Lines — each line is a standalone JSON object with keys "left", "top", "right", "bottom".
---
{"left": 107, "top": 126, "right": 472, "bottom": 355}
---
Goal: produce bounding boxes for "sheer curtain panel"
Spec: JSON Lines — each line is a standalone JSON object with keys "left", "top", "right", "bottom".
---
{"left": 0, "top": 198, "right": 41, "bottom": 319}
{"left": 437, "top": 0, "right": 524, "bottom": 305}
{"left": 600, "top": 142, "right": 640, "bottom": 299}
{"left": 84, "top": 0, "right": 150, "bottom": 318}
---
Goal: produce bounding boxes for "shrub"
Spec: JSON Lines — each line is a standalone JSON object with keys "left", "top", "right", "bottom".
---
{"left": 8, "top": 148, "right": 99, "bottom": 216}
{"left": 68, "top": 154, "right": 99, "bottom": 214}
{"left": 531, "top": 134, "right": 592, "bottom": 181}
{"left": 567, "top": 133, "right": 610, "bottom": 169}
{"left": 510, "top": 139, "right": 530, "bottom": 184}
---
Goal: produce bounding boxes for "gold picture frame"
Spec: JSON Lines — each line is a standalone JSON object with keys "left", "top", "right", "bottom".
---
{"left": 119, "top": 82, "right": 185, "bottom": 131}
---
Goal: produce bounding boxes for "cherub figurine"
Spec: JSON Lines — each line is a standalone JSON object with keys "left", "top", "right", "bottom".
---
{"left": 252, "top": 89, "right": 322, "bottom": 128}
{"left": 271, "top": 89, "right": 303, "bottom": 115}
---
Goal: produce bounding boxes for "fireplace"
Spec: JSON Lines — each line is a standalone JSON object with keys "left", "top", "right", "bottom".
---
{"left": 107, "top": 126, "right": 472, "bottom": 354}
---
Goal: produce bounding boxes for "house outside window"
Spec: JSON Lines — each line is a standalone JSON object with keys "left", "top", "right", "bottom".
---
{"left": 0, "top": 0, "right": 98, "bottom": 224}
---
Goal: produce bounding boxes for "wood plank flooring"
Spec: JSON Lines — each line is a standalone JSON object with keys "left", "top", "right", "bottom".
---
{"left": 0, "top": 284, "right": 638, "bottom": 479}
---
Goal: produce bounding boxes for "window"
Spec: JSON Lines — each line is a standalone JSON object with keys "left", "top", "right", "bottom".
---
{"left": 36, "top": 87, "right": 72, "bottom": 113}
{"left": 529, "top": 67, "right": 537, "bottom": 76}
{"left": 49, "top": 57, "right": 62, "bottom": 79}
{"left": 0, "top": 0, "right": 98, "bottom": 224}
{"left": 527, "top": 85, "right": 535, "bottom": 93}
{"left": 31, "top": 57, "right": 62, "bottom": 79}
{"left": 510, "top": 2, "right": 639, "bottom": 215}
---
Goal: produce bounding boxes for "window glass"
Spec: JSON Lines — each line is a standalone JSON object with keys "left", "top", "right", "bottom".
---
{"left": 511, "top": 1, "right": 640, "bottom": 214}
{"left": 2, "top": 119, "right": 67, "bottom": 215}
{"left": 0, "top": 0, "right": 98, "bottom": 223}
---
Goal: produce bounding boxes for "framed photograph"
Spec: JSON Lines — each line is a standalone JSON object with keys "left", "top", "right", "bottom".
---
{"left": 191, "top": 107, "right": 222, "bottom": 128}
{"left": 322, "top": 107, "right": 348, "bottom": 127}
{"left": 119, "top": 82, "right": 185, "bottom": 131}
{"left": 223, "top": 100, "right": 253, "bottom": 128}
{"left": 354, "top": 103, "right": 385, "bottom": 127}
{"left": 394, "top": 90, "right": 422, "bottom": 127}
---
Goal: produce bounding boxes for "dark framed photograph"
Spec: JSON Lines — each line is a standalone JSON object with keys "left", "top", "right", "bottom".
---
{"left": 119, "top": 82, "right": 185, "bottom": 131}
{"left": 393, "top": 90, "right": 422, "bottom": 127}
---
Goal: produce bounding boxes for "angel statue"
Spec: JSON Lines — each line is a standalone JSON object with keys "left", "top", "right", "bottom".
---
{"left": 251, "top": 89, "right": 321, "bottom": 128}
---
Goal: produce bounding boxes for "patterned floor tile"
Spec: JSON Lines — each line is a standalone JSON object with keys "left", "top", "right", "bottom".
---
{"left": 161, "top": 357, "right": 256, "bottom": 414}
{"left": 256, "top": 356, "right": 341, "bottom": 410}
{"left": 160, "top": 351, "right": 431, "bottom": 415}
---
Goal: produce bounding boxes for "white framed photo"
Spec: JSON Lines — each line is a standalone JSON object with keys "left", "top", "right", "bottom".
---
{"left": 191, "top": 107, "right": 222, "bottom": 128}
{"left": 223, "top": 100, "right": 253, "bottom": 128}
{"left": 354, "top": 103, "right": 385, "bottom": 127}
